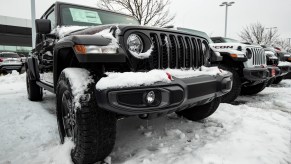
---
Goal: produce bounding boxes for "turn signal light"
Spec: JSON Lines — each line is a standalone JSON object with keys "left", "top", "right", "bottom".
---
{"left": 0, "top": 58, "right": 3, "bottom": 62}
{"left": 271, "top": 68, "right": 276, "bottom": 77}
{"left": 288, "top": 57, "right": 291, "bottom": 61}
{"left": 74, "top": 45, "right": 87, "bottom": 54}
{"left": 230, "top": 54, "right": 238, "bottom": 58}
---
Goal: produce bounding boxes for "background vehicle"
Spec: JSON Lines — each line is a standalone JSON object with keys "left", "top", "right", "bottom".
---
{"left": 272, "top": 47, "right": 291, "bottom": 83}
{"left": 18, "top": 54, "right": 28, "bottom": 64}
{"left": 0, "top": 52, "right": 23, "bottom": 73}
{"left": 26, "top": 2, "right": 232, "bottom": 164}
{"left": 210, "top": 37, "right": 269, "bottom": 103}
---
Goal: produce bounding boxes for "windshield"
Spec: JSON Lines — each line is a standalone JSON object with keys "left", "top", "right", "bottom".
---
{"left": 224, "top": 38, "right": 240, "bottom": 43}
{"left": 60, "top": 5, "right": 140, "bottom": 26}
{"left": 1, "top": 53, "right": 19, "bottom": 58}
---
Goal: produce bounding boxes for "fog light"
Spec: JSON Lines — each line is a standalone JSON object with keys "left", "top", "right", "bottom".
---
{"left": 146, "top": 91, "right": 155, "bottom": 104}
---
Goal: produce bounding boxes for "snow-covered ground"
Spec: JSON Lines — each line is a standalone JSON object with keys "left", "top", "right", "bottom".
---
{"left": 0, "top": 72, "right": 291, "bottom": 164}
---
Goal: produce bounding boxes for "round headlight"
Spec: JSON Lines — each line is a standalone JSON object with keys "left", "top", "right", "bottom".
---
{"left": 127, "top": 34, "right": 143, "bottom": 54}
{"left": 246, "top": 49, "right": 252, "bottom": 59}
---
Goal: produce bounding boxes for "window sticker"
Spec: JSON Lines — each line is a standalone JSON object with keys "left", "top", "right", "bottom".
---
{"left": 69, "top": 8, "right": 102, "bottom": 24}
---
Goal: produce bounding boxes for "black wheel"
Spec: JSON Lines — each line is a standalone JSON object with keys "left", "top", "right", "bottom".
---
{"left": 272, "top": 76, "right": 284, "bottom": 84}
{"left": 56, "top": 69, "right": 117, "bottom": 164}
{"left": 241, "top": 80, "right": 268, "bottom": 95}
{"left": 26, "top": 69, "right": 43, "bottom": 101}
{"left": 176, "top": 97, "right": 221, "bottom": 121}
{"left": 218, "top": 65, "right": 241, "bottom": 103}
{"left": 266, "top": 78, "right": 275, "bottom": 87}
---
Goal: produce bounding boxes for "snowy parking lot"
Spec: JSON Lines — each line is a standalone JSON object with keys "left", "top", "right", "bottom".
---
{"left": 0, "top": 72, "right": 291, "bottom": 164}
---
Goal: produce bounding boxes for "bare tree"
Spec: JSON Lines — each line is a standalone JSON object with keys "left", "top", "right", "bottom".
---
{"left": 238, "top": 22, "right": 279, "bottom": 45}
{"left": 97, "top": 0, "right": 175, "bottom": 27}
{"left": 275, "top": 39, "right": 291, "bottom": 50}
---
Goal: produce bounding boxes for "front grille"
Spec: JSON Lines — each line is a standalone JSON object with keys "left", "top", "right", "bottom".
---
{"left": 150, "top": 33, "right": 206, "bottom": 69}
{"left": 251, "top": 48, "right": 266, "bottom": 66}
{"left": 124, "top": 30, "right": 208, "bottom": 70}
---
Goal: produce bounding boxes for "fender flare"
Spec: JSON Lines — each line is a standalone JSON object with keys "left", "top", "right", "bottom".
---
{"left": 26, "top": 57, "right": 40, "bottom": 80}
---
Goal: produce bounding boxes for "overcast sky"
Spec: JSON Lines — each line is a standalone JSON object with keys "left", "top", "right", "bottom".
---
{"left": 0, "top": 0, "right": 290, "bottom": 40}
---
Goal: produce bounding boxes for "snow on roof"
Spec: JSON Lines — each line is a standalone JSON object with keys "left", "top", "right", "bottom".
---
{"left": 96, "top": 67, "right": 226, "bottom": 90}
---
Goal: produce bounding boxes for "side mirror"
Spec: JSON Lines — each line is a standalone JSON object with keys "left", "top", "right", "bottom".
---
{"left": 35, "top": 19, "right": 51, "bottom": 34}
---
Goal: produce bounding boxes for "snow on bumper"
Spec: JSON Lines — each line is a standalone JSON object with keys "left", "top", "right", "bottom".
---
{"left": 95, "top": 67, "right": 232, "bottom": 115}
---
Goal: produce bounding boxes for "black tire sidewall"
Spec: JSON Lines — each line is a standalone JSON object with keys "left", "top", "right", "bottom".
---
{"left": 219, "top": 65, "right": 241, "bottom": 103}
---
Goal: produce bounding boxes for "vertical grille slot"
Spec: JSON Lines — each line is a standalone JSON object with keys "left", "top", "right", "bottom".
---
{"left": 160, "top": 34, "right": 169, "bottom": 68}
{"left": 197, "top": 39, "right": 204, "bottom": 66}
{"left": 185, "top": 37, "right": 193, "bottom": 68}
{"left": 191, "top": 38, "right": 199, "bottom": 68}
{"left": 178, "top": 36, "right": 186, "bottom": 68}
{"left": 169, "top": 35, "right": 179, "bottom": 68}
{"left": 150, "top": 33, "right": 161, "bottom": 69}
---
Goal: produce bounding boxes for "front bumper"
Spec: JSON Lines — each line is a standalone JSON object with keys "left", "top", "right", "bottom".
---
{"left": 278, "top": 65, "right": 291, "bottom": 76}
{"left": 96, "top": 72, "right": 232, "bottom": 115}
{"left": 243, "top": 67, "right": 269, "bottom": 81}
{"left": 0, "top": 64, "right": 23, "bottom": 71}
{"left": 267, "top": 66, "right": 281, "bottom": 78}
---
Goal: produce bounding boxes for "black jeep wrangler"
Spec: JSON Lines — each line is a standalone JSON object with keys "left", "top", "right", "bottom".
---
{"left": 210, "top": 37, "right": 270, "bottom": 103}
{"left": 261, "top": 45, "right": 291, "bottom": 85}
{"left": 26, "top": 2, "right": 232, "bottom": 163}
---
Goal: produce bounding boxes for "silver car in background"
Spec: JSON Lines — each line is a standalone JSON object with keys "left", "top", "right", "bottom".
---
{"left": 0, "top": 52, "right": 23, "bottom": 73}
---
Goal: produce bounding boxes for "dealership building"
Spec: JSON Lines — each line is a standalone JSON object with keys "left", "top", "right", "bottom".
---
{"left": 0, "top": 15, "right": 32, "bottom": 55}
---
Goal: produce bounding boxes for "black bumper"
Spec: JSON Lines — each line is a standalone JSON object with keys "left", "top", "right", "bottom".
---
{"left": 96, "top": 72, "right": 232, "bottom": 115}
{"left": 267, "top": 66, "right": 281, "bottom": 78}
{"left": 0, "top": 64, "right": 22, "bottom": 71}
{"left": 278, "top": 65, "right": 291, "bottom": 76}
{"left": 243, "top": 67, "right": 269, "bottom": 81}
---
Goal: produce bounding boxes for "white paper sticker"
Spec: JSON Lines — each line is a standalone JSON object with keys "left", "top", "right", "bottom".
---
{"left": 69, "top": 8, "right": 102, "bottom": 24}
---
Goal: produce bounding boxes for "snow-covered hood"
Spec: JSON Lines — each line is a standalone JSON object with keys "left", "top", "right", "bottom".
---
{"left": 265, "top": 50, "right": 278, "bottom": 60}
{"left": 55, "top": 25, "right": 211, "bottom": 41}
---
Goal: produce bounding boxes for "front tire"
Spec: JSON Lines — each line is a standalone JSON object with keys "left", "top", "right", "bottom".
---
{"left": 240, "top": 80, "right": 268, "bottom": 95}
{"left": 272, "top": 76, "right": 284, "bottom": 84}
{"left": 26, "top": 69, "right": 43, "bottom": 101}
{"left": 218, "top": 65, "right": 241, "bottom": 103}
{"left": 56, "top": 68, "right": 117, "bottom": 164}
{"left": 176, "top": 97, "right": 221, "bottom": 121}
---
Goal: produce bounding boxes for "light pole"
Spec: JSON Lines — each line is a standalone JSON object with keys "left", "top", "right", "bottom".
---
{"left": 220, "top": 1, "right": 235, "bottom": 37}
{"left": 287, "top": 38, "right": 291, "bottom": 46}
{"left": 31, "top": 0, "right": 36, "bottom": 49}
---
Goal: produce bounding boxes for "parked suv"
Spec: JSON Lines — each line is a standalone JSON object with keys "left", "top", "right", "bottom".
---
{"left": 0, "top": 52, "right": 23, "bottom": 73}
{"left": 273, "top": 48, "right": 291, "bottom": 83}
{"left": 210, "top": 37, "right": 269, "bottom": 103}
{"left": 261, "top": 45, "right": 291, "bottom": 85}
{"left": 26, "top": 2, "right": 232, "bottom": 163}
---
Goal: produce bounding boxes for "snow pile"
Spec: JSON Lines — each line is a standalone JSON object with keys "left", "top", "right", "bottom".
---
{"left": 63, "top": 68, "right": 94, "bottom": 110}
{"left": 96, "top": 70, "right": 171, "bottom": 90}
{"left": 1, "top": 68, "right": 291, "bottom": 164}
{"left": 129, "top": 45, "right": 154, "bottom": 59}
{"left": 0, "top": 71, "right": 25, "bottom": 83}
{"left": 165, "top": 66, "right": 226, "bottom": 78}
{"left": 96, "top": 66, "right": 226, "bottom": 90}
{"left": 278, "top": 61, "right": 291, "bottom": 66}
